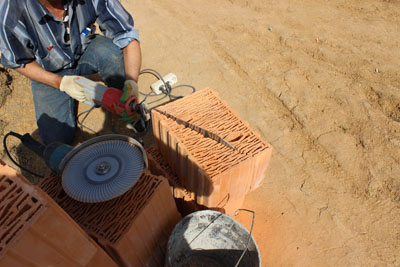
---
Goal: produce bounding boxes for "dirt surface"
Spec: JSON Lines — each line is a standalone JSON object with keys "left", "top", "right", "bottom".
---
{"left": 1, "top": 0, "right": 399, "bottom": 266}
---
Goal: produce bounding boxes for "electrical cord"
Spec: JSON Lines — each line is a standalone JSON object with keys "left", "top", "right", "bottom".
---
{"left": 2, "top": 132, "right": 44, "bottom": 178}
{"left": 77, "top": 68, "right": 196, "bottom": 135}
{"left": 139, "top": 68, "right": 195, "bottom": 104}
{"left": 77, "top": 105, "right": 99, "bottom": 134}
{"left": 3, "top": 68, "right": 196, "bottom": 175}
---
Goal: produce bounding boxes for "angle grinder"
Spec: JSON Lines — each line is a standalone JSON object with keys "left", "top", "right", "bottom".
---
{"left": 6, "top": 132, "right": 147, "bottom": 203}
{"left": 75, "top": 76, "right": 150, "bottom": 134}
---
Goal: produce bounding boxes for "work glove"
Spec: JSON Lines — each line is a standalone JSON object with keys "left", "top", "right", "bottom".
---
{"left": 59, "top": 75, "right": 88, "bottom": 102}
{"left": 120, "top": 80, "right": 139, "bottom": 102}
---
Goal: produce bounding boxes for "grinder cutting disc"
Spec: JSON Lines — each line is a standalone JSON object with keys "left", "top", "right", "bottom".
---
{"left": 60, "top": 135, "right": 147, "bottom": 203}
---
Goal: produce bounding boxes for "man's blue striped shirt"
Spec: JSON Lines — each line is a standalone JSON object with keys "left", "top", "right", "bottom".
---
{"left": 0, "top": 0, "right": 139, "bottom": 72}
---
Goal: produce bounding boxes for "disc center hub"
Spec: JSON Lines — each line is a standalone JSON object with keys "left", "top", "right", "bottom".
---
{"left": 95, "top": 161, "right": 111, "bottom": 175}
{"left": 86, "top": 156, "right": 120, "bottom": 184}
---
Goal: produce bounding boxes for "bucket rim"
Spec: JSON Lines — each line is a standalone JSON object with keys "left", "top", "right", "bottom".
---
{"left": 167, "top": 209, "right": 262, "bottom": 267}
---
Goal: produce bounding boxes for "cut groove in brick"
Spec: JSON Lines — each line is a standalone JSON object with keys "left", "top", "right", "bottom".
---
{"left": 38, "top": 169, "right": 181, "bottom": 266}
{"left": 152, "top": 88, "right": 273, "bottom": 207}
{"left": 0, "top": 160, "right": 117, "bottom": 266}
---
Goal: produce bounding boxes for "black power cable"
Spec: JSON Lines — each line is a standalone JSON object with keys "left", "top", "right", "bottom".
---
{"left": 77, "top": 68, "right": 196, "bottom": 135}
{"left": 3, "top": 132, "right": 44, "bottom": 178}
{"left": 4, "top": 68, "right": 196, "bottom": 177}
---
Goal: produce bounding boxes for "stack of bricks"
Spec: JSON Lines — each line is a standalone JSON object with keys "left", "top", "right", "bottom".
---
{"left": 151, "top": 88, "right": 273, "bottom": 213}
{"left": 0, "top": 160, "right": 117, "bottom": 267}
{"left": 38, "top": 169, "right": 181, "bottom": 266}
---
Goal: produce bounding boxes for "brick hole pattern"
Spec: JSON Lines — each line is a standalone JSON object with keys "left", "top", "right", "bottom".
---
{"left": 145, "top": 144, "right": 245, "bottom": 215}
{"left": 154, "top": 88, "right": 269, "bottom": 178}
{"left": 38, "top": 170, "right": 161, "bottom": 244}
{"left": 145, "top": 146, "right": 180, "bottom": 186}
{"left": 0, "top": 171, "right": 46, "bottom": 258}
{"left": 145, "top": 146, "right": 199, "bottom": 217}
{"left": 152, "top": 88, "right": 273, "bottom": 207}
{"left": 145, "top": 145, "right": 194, "bottom": 200}
{"left": 0, "top": 161, "right": 117, "bottom": 266}
{"left": 38, "top": 170, "right": 181, "bottom": 266}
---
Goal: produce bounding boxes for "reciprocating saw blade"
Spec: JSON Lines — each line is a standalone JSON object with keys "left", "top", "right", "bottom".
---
{"left": 153, "top": 108, "right": 236, "bottom": 151}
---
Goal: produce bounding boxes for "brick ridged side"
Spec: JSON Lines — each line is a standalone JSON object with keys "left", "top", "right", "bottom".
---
{"left": 151, "top": 88, "right": 273, "bottom": 207}
{"left": 38, "top": 169, "right": 181, "bottom": 266}
{"left": 0, "top": 160, "right": 117, "bottom": 267}
{"left": 145, "top": 145, "right": 199, "bottom": 216}
{"left": 145, "top": 145, "right": 194, "bottom": 201}
{"left": 146, "top": 142, "right": 246, "bottom": 214}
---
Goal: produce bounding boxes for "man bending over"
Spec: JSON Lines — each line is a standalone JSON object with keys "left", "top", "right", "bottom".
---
{"left": 0, "top": 0, "right": 141, "bottom": 144}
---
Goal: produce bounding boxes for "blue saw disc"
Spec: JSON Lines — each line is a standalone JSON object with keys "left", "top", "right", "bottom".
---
{"left": 61, "top": 138, "right": 145, "bottom": 203}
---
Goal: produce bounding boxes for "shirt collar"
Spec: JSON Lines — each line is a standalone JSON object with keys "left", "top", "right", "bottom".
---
{"left": 29, "top": 0, "right": 63, "bottom": 22}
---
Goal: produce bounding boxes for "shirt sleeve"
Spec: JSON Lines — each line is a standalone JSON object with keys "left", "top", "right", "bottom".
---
{"left": 0, "top": 4, "right": 35, "bottom": 68}
{"left": 94, "top": 0, "right": 139, "bottom": 49}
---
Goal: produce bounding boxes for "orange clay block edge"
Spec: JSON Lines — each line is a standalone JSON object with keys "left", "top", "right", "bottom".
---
{"left": 146, "top": 145, "right": 244, "bottom": 214}
{"left": 0, "top": 160, "right": 117, "bottom": 267}
{"left": 151, "top": 88, "right": 273, "bottom": 208}
{"left": 38, "top": 169, "right": 181, "bottom": 266}
{"left": 146, "top": 145, "right": 199, "bottom": 216}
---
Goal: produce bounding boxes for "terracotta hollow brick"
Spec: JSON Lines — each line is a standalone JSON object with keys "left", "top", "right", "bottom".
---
{"left": 145, "top": 145, "right": 199, "bottom": 216}
{"left": 0, "top": 160, "right": 116, "bottom": 267}
{"left": 145, "top": 145, "right": 245, "bottom": 216}
{"left": 151, "top": 88, "right": 273, "bottom": 208}
{"left": 38, "top": 169, "right": 181, "bottom": 266}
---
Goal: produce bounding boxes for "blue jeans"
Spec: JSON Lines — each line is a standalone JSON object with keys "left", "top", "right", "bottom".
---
{"left": 31, "top": 36, "right": 125, "bottom": 145}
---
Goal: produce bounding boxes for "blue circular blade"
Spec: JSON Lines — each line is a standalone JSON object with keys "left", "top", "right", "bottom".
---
{"left": 62, "top": 139, "right": 144, "bottom": 203}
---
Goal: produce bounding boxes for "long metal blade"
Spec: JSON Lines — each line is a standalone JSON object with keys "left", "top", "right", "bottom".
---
{"left": 153, "top": 108, "right": 236, "bottom": 151}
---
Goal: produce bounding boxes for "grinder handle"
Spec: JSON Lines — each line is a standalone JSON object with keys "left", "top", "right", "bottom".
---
{"left": 15, "top": 132, "right": 46, "bottom": 157}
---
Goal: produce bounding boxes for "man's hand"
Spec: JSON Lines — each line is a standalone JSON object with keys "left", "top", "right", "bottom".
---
{"left": 120, "top": 80, "right": 139, "bottom": 102}
{"left": 59, "top": 75, "right": 88, "bottom": 102}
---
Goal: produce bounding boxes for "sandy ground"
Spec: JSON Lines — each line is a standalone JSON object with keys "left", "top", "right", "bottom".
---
{"left": 1, "top": 0, "right": 399, "bottom": 266}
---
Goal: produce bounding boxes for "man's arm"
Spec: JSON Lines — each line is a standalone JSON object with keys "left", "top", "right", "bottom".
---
{"left": 15, "top": 61, "right": 88, "bottom": 102}
{"left": 15, "top": 61, "right": 62, "bottom": 89}
{"left": 122, "top": 40, "right": 141, "bottom": 83}
{"left": 92, "top": 0, "right": 141, "bottom": 82}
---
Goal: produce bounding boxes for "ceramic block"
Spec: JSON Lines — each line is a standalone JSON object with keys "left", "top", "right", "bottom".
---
{"left": 151, "top": 88, "right": 273, "bottom": 208}
{"left": 145, "top": 145, "right": 246, "bottom": 215}
{"left": 38, "top": 170, "right": 181, "bottom": 266}
{"left": 0, "top": 160, "right": 116, "bottom": 267}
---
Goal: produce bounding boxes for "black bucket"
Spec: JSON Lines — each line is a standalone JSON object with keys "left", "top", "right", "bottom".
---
{"left": 165, "top": 210, "right": 261, "bottom": 267}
